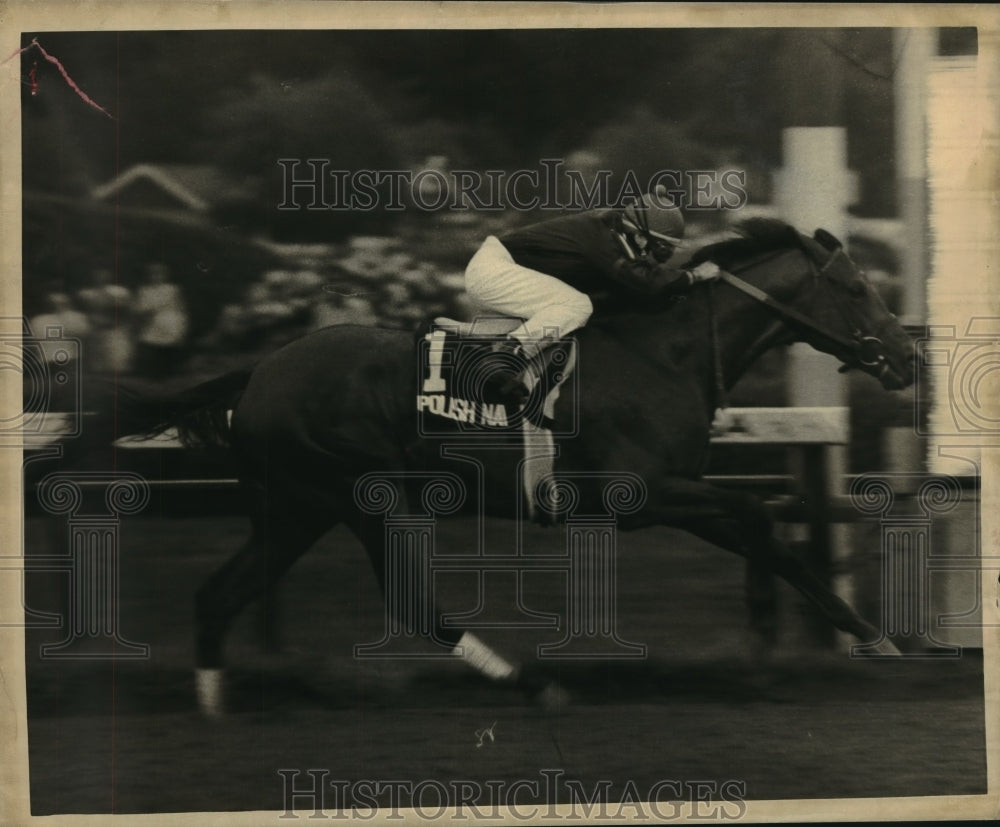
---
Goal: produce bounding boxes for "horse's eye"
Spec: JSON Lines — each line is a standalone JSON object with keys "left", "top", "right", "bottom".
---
{"left": 848, "top": 280, "right": 867, "bottom": 298}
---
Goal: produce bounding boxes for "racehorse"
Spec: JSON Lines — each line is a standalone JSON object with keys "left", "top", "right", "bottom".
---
{"left": 91, "top": 218, "right": 916, "bottom": 715}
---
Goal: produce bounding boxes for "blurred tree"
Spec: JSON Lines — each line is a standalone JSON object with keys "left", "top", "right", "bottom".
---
{"left": 203, "top": 71, "right": 405, "bottom": 239}
{"left": 18, "top": 27, "right": 900, "bottom": 241}
{"left": 581, "top": 105, "right": 727, "bottom": 202}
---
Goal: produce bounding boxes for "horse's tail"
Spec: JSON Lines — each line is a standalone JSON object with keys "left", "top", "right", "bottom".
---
{"left": 114, "top": 368, "right": 254, "bottom": 448}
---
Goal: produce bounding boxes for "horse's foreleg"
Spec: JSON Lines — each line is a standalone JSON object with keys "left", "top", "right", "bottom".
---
{"left": 721, "top": 492, "right": 895, "bottom": 652}
{"left": 668, "top": 505, "right": 782, "bottom": 654}
{"left": 759, "top": 536, "right": 897, "bottom": 653}
{"left": 630, "top": 480, "right": 892, "bottom": 654}
{"left": 194, "top": 534, "right": 264, "bottom": 717}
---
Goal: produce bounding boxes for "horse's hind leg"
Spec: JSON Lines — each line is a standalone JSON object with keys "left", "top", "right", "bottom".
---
{"left": 665, "top": 493, "right": 782, "bottom": 655}
{"left": 343, "top": 494, "right": 561, "bottom": 703}
{"left": 194, "top": 491, "right": 333, "bottom": 715}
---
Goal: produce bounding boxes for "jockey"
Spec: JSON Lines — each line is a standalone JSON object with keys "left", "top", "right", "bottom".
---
{"left": 464, "top": 189, "right": 722, "bottom": 401}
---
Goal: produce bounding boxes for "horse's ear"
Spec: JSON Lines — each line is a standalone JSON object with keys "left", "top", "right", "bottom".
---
{"left": 813, "top": 228, "right": 843, "bottom": 251}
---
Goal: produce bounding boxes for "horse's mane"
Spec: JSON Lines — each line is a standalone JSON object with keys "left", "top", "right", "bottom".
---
{"left": 591, "top": 218, "right": 839, "bottom": 321}
{"left": 686, "top": 218, "right": 809, "bottom": 270}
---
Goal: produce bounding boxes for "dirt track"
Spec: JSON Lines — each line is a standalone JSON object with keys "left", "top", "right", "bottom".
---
{"left": 23, "top": 515, "right": 987, "bottom": 815}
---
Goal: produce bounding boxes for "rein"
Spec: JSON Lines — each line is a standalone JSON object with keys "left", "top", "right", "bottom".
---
{"left": 707, "top": 282, "right": 727, "bottom": 412}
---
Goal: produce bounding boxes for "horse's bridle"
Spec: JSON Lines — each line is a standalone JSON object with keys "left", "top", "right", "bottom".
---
{"left": 705, "top": 244, "right": 891, "bottom": 412}
{"left": 717, "top": 246, "right": 888, "bottom": 370}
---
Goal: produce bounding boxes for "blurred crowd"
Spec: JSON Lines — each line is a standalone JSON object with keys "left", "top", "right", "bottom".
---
{"left": 206, "top": 237, "right": 469, "bottom": 353}
{"left": 28, "top": 237, "right": 472, "bottom": 381}
{"left": 30, "top": 262, "right": 191, "bottom": 380}
{"left": 27, "top": 222, "right": 901, "bottom": 386}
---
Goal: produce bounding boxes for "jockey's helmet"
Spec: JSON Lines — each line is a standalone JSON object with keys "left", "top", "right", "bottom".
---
{"left": 620, "top": 191, "right": 685, "bottom": 262}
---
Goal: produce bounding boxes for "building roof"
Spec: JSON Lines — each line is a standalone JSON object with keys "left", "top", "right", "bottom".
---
{"left": 92, "top": 163, "right": 255, "bottom": 211}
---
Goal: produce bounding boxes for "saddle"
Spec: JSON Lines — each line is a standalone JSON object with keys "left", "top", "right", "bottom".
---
{"left": 432, "top": 316, "right": 523, "bottom": 339}
{"left": 416, "top": 317, "right": 577, "bottom": 432}
{"left": 415, "top": 317, "right": 578, "bottom": 522}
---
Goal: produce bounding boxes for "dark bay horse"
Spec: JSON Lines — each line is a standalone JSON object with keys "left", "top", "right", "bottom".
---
{"left": 102, "top": 218, "right": 915, "bottom": 714}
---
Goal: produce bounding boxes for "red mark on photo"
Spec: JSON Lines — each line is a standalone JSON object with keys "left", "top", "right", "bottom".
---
{"left": 4, "top": 37, "right": 114, "bottom": 119}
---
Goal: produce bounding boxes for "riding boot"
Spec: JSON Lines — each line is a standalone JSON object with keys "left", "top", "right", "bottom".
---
{"left": 480, "top": 338, "right": 530, "bottom": 406}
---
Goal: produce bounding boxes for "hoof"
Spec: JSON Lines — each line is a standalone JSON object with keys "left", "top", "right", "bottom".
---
{"left": 868, "top": 637, "right": 903, "bottom": 657}
{"left": 748, "top": 635, "right": 777, "bottom": 666}
{"left": 875, "top": 638, "right": 902, "bottom": 656}
{"left": 851, "top": 635, "right": 903, "bottom": 657}
{"left": 195, "top": 668, "right": 225, "bottom": 717}
{"left": 534, "top": 681, "right": 571, "bottom": 713}
{"left": 514, "top": 665, "right": 570, "bottom": 711}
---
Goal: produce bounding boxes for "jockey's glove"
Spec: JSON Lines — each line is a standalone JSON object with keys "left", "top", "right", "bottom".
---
{"left": 686, "top": 261, "right": 722, "bottom": 283}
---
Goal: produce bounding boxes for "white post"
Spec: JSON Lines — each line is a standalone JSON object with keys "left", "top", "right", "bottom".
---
{"left": 894, "top": 29, "right": 935, "bottom": 328}
{"left": 883, "top": 30, "right": 936, "bottom": 482}
{"left": 775, "top": 127, "right": 856, "bottom": 410}
{"left": 775, "top": 127, "right": 856, "bottom": 649}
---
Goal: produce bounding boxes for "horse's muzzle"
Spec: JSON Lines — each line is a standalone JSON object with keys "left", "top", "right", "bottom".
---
{"left": 877, "top": 354, "right": 917, "bottom": 391}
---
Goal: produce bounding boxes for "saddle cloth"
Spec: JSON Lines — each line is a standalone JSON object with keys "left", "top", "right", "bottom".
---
{"left": 415, "top": 316, "right": 577, "bottom": 521}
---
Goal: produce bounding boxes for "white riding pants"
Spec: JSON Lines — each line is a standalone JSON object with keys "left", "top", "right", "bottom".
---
{"left": 464, "top": 236, "right": 593, "bottom": 354}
